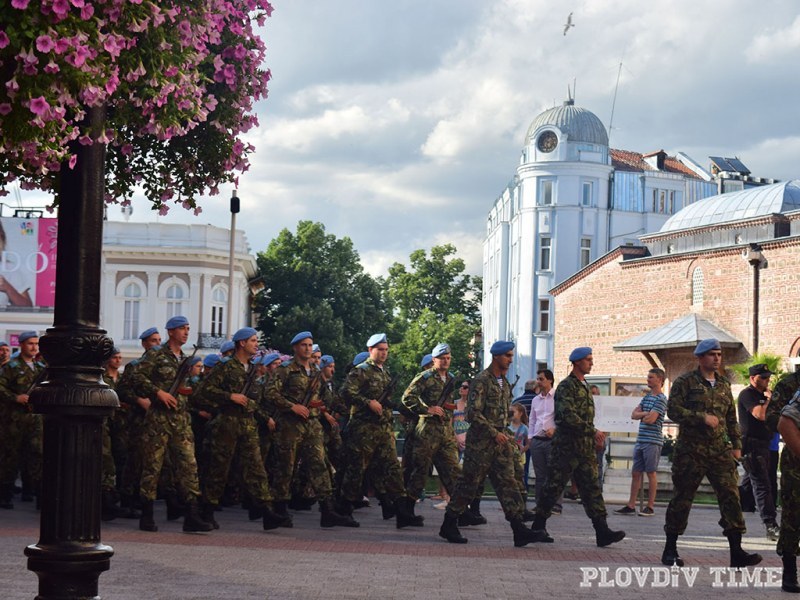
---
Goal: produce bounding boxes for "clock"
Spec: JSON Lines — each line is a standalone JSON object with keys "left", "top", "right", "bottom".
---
{"left": 537, "top": 131, "right": 558, "bottom": 153}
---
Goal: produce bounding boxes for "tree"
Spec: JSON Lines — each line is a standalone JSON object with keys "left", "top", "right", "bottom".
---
{"left": 255, "top": 221, "right": 389, "bottom": 364}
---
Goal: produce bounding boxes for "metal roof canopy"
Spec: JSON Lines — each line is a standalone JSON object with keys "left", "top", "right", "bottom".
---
{"left": 613, "top": 314, "right": 742, "bottom": 352}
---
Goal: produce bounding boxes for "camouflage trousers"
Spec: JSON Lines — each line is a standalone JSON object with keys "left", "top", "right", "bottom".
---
{"left": 778, "top": 448, "right": 800, "bottom": 556}
{"left": 401, "top": 419, "right": 417, "bottom": 487}
{"left": 138, "top": 409, "right": 201, "bottom": 503}
{"left": 0, "top": 409, "right": 42, "bottom": 494}
{"left": 536, "top": 436, "right": 606, "bottom": 520}
{"left": 291, "top": 417, "right": 340, "bottom": 499}
{"left": 664, "top": 446, "right": 745, "bottom": 536}
{"left": 269, "top": 414, "right": 332, "bottom": 501}
{"left": 102, "top": 418, "right": 116, "bottom": 491}
{"left": 203, "top": 414, "right": 272, "bottom": 505}
{"left": 447, "top": 429, "right": 524, "bottom": 520}
{"left": 119, "top": 408, "right": 146, "bottom": 499}
{"left": 108, "top": 406, "right": 129, "bottom": 484}
{"left": 337, "top": 417, "right": 405, "bottom": 503}
{"left": 405, "top": 418, "right": 461, "bottom": 499}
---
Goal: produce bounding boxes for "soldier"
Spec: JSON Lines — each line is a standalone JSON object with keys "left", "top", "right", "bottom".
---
{"left": 401, "top": 354, "right": 432, "bottom": 489}
{"left": 311, "top": 344, "right": 322, "bottom": 368}
{"left": 767, "top": 367, "right": 800, "bottom": 432}
{"left": 100, "top": 347, "right": 125, "bottom": 521}
{"left": 131, "top": 316, "right": 213, "bottom": 533}
{"left": 402, "top": 343, "right": 461, "bottom": 510}
{"left": 0, "top": 331, "right": 44, "bottom": 509}
{"left": 529, "top": 347, "right": 624, "bottom": 547}
{"left": 777, "top": 393, "right": 800, "bottom": 592}
{"left": 337, "top": 333, "right": 422, "bottom": 528}
{"left": 220, "top": 340, "right": 235, "bottom": 358}
{"left": 265, "top": 331, "right": 356, "bottom": 528}
{"left": 199, "top": 327, "right": 285, "bottom": 530}
{"left": 255, "top": 352, "right": 281, "bottom": 466}
{"left": 0, "top": 340, "right": 11, "bottom": 366}
{"left": 661, "top": 338, "right": 761, "bottom": 567}
{"left": 439, "top": 341, "right": 538, "bottom": 547}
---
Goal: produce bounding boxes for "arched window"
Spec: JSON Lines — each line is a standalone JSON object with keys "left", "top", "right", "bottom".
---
{"left": 122, "top": 281, "right": 143, "bottom": 340}
{"left": 211, "top": 285, "right": 228, "bottom": 337}
{"left": 691, "top": 267, "right": 704, "bottom": 306}
{"left": 165, "top": 283, "right": 185, "bottom": 318}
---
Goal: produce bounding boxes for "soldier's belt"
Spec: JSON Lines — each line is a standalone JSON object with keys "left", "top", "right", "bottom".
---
{"left": 220, "top": 406, "right": 254, "bottom": 417}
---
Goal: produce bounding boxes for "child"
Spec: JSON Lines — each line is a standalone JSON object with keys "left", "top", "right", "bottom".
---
{"left": 509, "top": 403, "right": 531, "bottom": 487}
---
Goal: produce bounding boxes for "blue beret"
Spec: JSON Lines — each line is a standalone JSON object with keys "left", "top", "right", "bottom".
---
{"left": 0, "top": 340, "right": 9, "bottom": 347}
{"left": 319, "top": 354, "right": 335, "bottom": 368}
{"left": 420, "top": 354, "right": 433, "bottom": 368}
{"left": 366, "top": 333, "right": 387, "bottom": 348}
{"left": 165, "top": 315, "right": 189, "bottom": 330}
{"left": 189, "top": 356, "right": 203, "bottom": 366}
{"left": 203, "top": 354, "right": 221, "bottom": 368}
{"left": 220, "top": 340, "right": 235, "bottom": 354}
{"left": 111, "top": 347, "right": 121, "bottom": 355}
{"left": 312, "top": 344, "right": 320, "bottom": 353}
{"left": 139, "top": 327, "right": 158, "bottom": 340}
{"left": 694, "top": 338, "right": 721, "bottom": 356}
{"left": 432, "top": 343, "right": 450, "bottom": 358}
{"left": 261, "top": 352, "right": 282, "bottom": 366}
{"left": 232, "top": 327, "right": 258, "bottom": 342}
{"left": 18, "top": 331, "right": 38, "bottom": 343}
{"left": 490, "top": 340, "right": 515, "bottom": 355}
{"left": 290, "top": 331, "right": 313, "bottom": 345}
{"left": 568, "top": 346, "right": 592, "bottom": 362}
{"left": 352, "top": 351, "right": 369, "bottom": 366}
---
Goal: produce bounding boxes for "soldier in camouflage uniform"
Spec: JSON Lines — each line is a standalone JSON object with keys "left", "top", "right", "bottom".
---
{"left": 337, "top": 333, "right": 423, "bottom": 528}
{"left": 439, "top": 341, "right": 538, "bottom": 547}
{"left": 0, "top": 331, "right": 44, "bottom": 509}
{"left": 661, "top": 338, "right": 761, "bottom": 568}
{"left": 529, "top": 347, "right": 624, "bottom": 548}
{"left": 767, "top": 369, "right": 800, "bottom": 433}
{"left": 777, "top": 394, "right": 800, "bottom": 592}
{"left": 265, "top": 331, "right": 356, "bottom": 528}
{"left": 198, "top": 328, "right": 285, "bottom": 530}
{"left": 401, "top": 343, "right": 461, "bottom": 506}
{"left": 256, "top": 352, "right": 281, "bottom": 465}
{"left": 130, "top": 316, "right": 213, "bottom": 533}
{"left": 100, "top": 348, "right": 126, "bottom": 520}
{"left": 115, "top": 327, "right": 161, "bottom": 518}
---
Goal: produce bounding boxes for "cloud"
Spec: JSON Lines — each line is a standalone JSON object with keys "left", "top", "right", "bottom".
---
{"left": 746, "top": 15, "right": 800, "bottom": 62}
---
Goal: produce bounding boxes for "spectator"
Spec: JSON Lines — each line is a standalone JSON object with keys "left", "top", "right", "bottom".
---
{"left": 528, "top": 369, "right": 562, "bottom": 515}
{"left": 453, "top": 380, "right": 470, "bottom": 462}
{"left": 508, "top": 403, "right": 530, "bottom": 489}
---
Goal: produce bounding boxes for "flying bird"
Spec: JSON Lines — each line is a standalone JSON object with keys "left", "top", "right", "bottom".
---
{"left": 563, "top": 12, "right": 574, "bottom": 36}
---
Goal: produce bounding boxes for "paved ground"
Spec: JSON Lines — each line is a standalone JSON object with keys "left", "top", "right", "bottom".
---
{"left": 0, "top": 497, "right": 785, "bottom": 599}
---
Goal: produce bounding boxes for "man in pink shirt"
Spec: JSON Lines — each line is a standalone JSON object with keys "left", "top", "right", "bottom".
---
{"left": 528, "top": 369, "right": 562, "bottom": 515}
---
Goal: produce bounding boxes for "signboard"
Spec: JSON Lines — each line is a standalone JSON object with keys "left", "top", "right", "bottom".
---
{"left": 0, "top": 217, "right": 58, "bottom": 308}
{"left": 594, "top": 395, "right": 645, "bottom": 433}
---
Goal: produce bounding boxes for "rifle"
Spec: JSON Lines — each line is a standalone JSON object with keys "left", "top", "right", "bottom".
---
{"left": 509, "top": 374, "right": 520, "bottom": 394}
{"left": 26, "top": 365, "right": 47, "bottom": 395}
{"left": 434, "top": 376, "right": 457, "bottom": 411}
{"left": 377, "top": 374, "right": 401, "bottom": 409}
{"left": 168, "top": 345, "right": 199, "bottom": 397}
{"left": 240, "top": 360, "right": 261, "bottom": 398}
{"left": 301, "top": 371, "right": 323, "bottom": 407}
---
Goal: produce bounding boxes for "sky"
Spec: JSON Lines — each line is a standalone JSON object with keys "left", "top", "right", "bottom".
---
{"left": 10, "top": 0, "right": 800, "bottom": 276}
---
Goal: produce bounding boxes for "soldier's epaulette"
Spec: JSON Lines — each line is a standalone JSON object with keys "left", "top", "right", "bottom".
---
{"left": 35, "top": 361, "right": 46, "bottom": 368}
{"left": 7, "top": 358, "right": 21, "bottom": 368}
{"left": 145, "top": 346, "right": 161, "bottom": 356}
{"left": 355, "top": 361, "right": 371, "bottom": 371}
{"left": 280, "top": 359, "right": 292, "bottom": 368}
{"left": 127, "top": 358, "right": 141, "bottom": 368}
{"left": 220, "top": 356, "right": 232, "bottom": 364}
{"left": 421, "top": 370, "right": 435, "bottom": 380}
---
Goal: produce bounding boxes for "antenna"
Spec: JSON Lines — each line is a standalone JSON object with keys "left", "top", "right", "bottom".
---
{"left": 608, "top": 59, "right": 624, "bottom": 146}
{"left": 573, "top": 77, "right": 577, "bottom": 102}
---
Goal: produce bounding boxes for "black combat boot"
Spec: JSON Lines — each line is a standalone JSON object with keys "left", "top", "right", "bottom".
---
{"left": 396, "top": 496, "right": 424, "bottom": 529}
{"left": 529, "top": 514, "right": 554, "bottom": 543}
{"left": 727, "top": 531, "right": 762, "bottom": 568}
{"left": 119, "top": 494, "right": 141, "bottom": 519}
{"left": 592, "top": 516, "right": 625, "bottom": 547}
{"left": 783, "top": 555, "right": 800, "bottom": 593}
{"left": 183, "top": 499, "right": 214, "bottom": 533}
{"left": 661, "top": 533, "right": 684, "bottom": 566}
{"left": 273, "top": 500, "right": 293, "bottom": 528}
{"left": 165, "top": 492, "right": 185, "bottom": 521}
{"left": 201, "top": 502, "right": 220, "bottom": 530}
{"left": 139, "top": 500, "right": 158, "bottom": 532}
{"left": 262, "top": 502, "right": 287, "bottom": 530}
{"left": 101, "top": 490, "right": 123, "bottom": 521}
{"left": 439, "top": 510, "right": 467, "bottom": 544}
{"left": 467, "top": 497, "right": 487, "bottom": 525}
{"left": 510, "top": 517, "right": 540, "bottom": 547}
{"left": 377, "top": 494, "right": 396, "bottom": 520}
{"left": 248, "top": 505, "right": 263, "bottom": 521}
{"left": 521, "top": 507, "right": 536, "bottom": 522}
{"left": 320, "top": 498, "right": 360, "bottom": 528}
{"left": 289, "top": 495, "right": 312, "bottom": 511}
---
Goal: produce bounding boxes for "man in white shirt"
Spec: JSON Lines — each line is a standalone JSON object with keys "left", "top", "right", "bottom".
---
{"left": 528, "top": 369, "right": 562, "bottom": 515}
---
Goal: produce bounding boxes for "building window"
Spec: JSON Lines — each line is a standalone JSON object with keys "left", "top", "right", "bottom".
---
{"left": 539, "top": 236, "right": 551, "bottom": 271}
{"left": 539, "top": 180, "right": 554, "bottom": 206}
{"left": 165, "top": 283, "right": 185, "bottom": 318}
{"left": 652, "top": 189, "right": 670, "bottom": 214}
{"left": 580, "top": 238, "right": 592, "bottom": 268}
{"left": 582, "top": 181, "right": 593, "bottom": 207}
{"left": 536, "top": 361, "right": 549, "bottom": 373}
{"left": 538, "top": 298, "right": 551, "bottom": 332}
{"left": 123, "top": 282, "right": 142, "bottom": 340}
{"left": 692, "top": 267, "right": 704, "bottom": 306}
{"left": 211, "top": 285, "right": 228, "bottom": 336}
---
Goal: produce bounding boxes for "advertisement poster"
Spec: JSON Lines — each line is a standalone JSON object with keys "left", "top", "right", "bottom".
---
{"left": 0, "top": 217, "right": 58, "bottom": 308}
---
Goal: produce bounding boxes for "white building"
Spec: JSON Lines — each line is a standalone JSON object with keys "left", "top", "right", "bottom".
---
{"left": 0, "top": 220, "right": 258, "bottom": 360}
{"left": 481, "top": 98, "right": 761, "bottom": 382}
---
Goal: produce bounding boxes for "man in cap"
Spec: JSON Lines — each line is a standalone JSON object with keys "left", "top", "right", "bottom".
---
{"left": 0, "top": 341, "right": 11, "bottom": 367}
{"left": 777, "top": 389, "right": 800, "bottom": 592}
{"left": 737, "top": 363, "right": 779, "bottom": 540}
{"left": 99, "top": 347, "right": 126, "bottom": 520}
{"left": 0, "top": 331, "right": 44, "bottom": 509}
{"left": 439, "top": 341, "right": 539, "bottom": 547}
{"left": 265, "top": 331, "right": 356, "bottom": 528}
{"left": 337, "top": 333, "right": 423, "bottom": 528}
{"left": 311, "top": 344, "right": 322, "bottom": 369}
{"left": 398, "top": 352, "right": 435, "bottom": 493}
{"left": 255, "top": 352, "right": 281, "bottom": 466}
{"left": 661, "top": 338, "right": 761, "bottom": 567}
{"left": 130, "top": 316, "right": 213, "bottom": 533}
{"left": 199, "top": 328, "right": 285, "bottom": 530}
{"left": 529, "top": 347, "right": 625, "bottom": 548}
{"left": 402, "top": 343, "right": 461, "bottom": 511}
{"left": 220, "top": 340, "right": 235, "bottom": 358}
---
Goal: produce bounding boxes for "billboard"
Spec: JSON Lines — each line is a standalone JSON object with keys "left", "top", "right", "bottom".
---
{"left": 0, "top": 217, "right": 58, "bottom": 308}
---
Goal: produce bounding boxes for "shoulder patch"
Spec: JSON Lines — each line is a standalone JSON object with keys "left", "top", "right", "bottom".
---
{"left": 421, "top": 370, "right": 435, "bottom": 380}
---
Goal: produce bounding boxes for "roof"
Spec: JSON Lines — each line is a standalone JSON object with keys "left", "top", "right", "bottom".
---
{"left": 613, "top": 314, "right": 741, "bottom": 352}
{"left": 610, "top": 149, "right": 701, "bottom": 179}
{"left": 525, "top": 99, "right": 608, "bottom": 146}
{"left": 660, "top": 180, "right": 800, "bottom": 233}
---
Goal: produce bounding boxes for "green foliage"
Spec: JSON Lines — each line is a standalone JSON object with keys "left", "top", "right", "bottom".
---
{"left": 729, "top": 352, "right": 786, "bottom": 390}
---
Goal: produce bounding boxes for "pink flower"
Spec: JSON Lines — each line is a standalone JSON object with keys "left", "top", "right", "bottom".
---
{"left": 68, "top": 154, "right": 77, "bottom": 169}
{"left": 44, "top": 61, "right": 60, "bottom": 74}
{"left": 28, "top": 96, "right": 49, "bottom": 116}
{"left": 0, "top": 31, "right": 9, "bottom": 50}
{"left": 0, "top": 104, "right": 11, "bottom": 115}
{"left": 158, "top": 204, "right": 169, "bottom": 216}
{"left": 36, "top": 35, "right": 55, "bottom": 53}
{"left": 51, "top": 0, "right": 70, "bottom": 17}
{"left": 79, "top": 4, "right": 93, "bottom": 19}
{"left": 11, "top": 0, "right": 30, "bottom": 9}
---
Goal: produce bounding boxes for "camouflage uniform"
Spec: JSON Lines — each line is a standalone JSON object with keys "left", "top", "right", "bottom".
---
{"left": 446, "top": 368, "right": 525, "bottom": 519}
{"left": 767, "top": 371, "right": 800, "bottom": 433}
{"left": 101, "top": 373, "right": 119, "bottom": 492}
{"left": 0, "top": 358, "right": 44, "bottom": 503}
{"left": 779, "top": 396, "right": 800, "bottom": 557}
{"left": 535, "top": 373, "right": 607, "bottom": 520}
{"left": 265, "top": 359, "right": 333, "bottom": 502}
{"left": 131, "top": 345, "right": 202, "bottom": 503}
{"left": 664, "top": 369, "right": 744, "bottom": 536}
{"left": 337, "top": 358, "right": 407, "bottom": 503}
{"left": 200, "top": 357, "right": 273, "bottom": 506}
{"left": 116, "top": 353, "right": 154, "bottom": 501}
{"left": 401, "top": 369, "right": 461, "bottom": 500}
